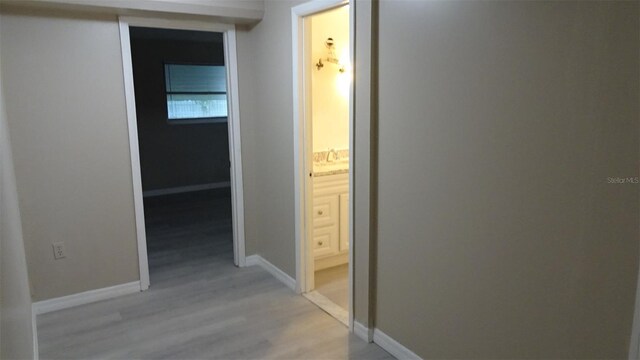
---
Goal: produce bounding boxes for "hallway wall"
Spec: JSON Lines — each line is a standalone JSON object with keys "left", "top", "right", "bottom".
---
{"left": 235, "top": 0, "right": 307, "bottom": 276}
{"left": 375, "top": 1, "right": 639, "bottom": 358}
{"left": 0, "top": 4, "right": 264, "bottom": 302}
{"left": 0, "top": 9, "right": 139, "bottom": 301}
{"left": 0, "top": 31, "right": 35, "bottom": 358}
{"left": 237, "top": 1, "right": 640, "bottom": 358}
{"left": 0, "top": 2, "right": 637, "bottom": 358}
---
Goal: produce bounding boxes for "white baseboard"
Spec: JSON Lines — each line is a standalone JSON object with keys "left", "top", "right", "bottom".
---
{"left": 32, "top": 310, "right": 39, "bottom": 360}
{"left": 245, "top": 255, "right": 296, "bottom": 291}
{"left": 354, "top": 320, "right": 373, "bottom": 343}
{"left": 32, "top": 281, "right": 141, "bottom": 315}
{"left": 143, "top": 181, "right": 230, "bottom": 197}
{"left": 373, "top": 328, "right": 422, "bottom": 360}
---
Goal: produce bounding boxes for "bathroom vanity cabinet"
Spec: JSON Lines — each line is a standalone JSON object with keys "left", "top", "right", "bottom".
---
{"left": 312, "top": 172, "right": 349, "bottom": 270}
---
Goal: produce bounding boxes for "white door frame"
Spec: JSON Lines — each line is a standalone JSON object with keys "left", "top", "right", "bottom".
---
{"left": 292, "top": 0, "right": 355, "bottom": 330}
{"left": 118, "top": 16, "right": 246, "bottom": 291}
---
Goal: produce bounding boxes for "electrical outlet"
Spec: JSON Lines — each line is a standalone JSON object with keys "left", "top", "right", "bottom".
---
{"left": 52, "top": 242, "right": 66, "bottom": 259}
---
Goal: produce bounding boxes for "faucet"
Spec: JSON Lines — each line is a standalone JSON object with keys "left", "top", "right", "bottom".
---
{"left": 327, "top": 148, "right": 338, "bottom": 162}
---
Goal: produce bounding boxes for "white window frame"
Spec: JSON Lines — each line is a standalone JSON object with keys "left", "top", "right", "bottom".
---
{"left": 164, "top": 63, "right": 229, "bottom": 124}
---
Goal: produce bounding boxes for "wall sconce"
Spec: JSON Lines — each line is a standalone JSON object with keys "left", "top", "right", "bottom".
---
{"left": 316, "top": 37, "right": 345, "bottom": 73}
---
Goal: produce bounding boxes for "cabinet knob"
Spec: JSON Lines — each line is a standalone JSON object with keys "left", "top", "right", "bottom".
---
{"left": 318, "top": 210, "right": 323, "bottom": 215}
{"left": 318, "top": 241, "right": 324, "bottom": 246}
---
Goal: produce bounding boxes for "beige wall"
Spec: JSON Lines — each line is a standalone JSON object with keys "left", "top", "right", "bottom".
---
{"left": 310, "top": 5, "right": 350, "bottom": 153}
{"left": 0, "top": 2, "right": 636, "bottom": 358}
{"left": 375, "top": 1, "right": 639, "bottom": 358}
{"left": 0, "top": 10, "right": 140, "bottom": 301}
{"left": 235, "top": 0, "right": 306, "bottom": 276}
{"left": 352, "top": 0, "right": 375, "bottom": 328}
{"left": 0, "top": 37, "right": 35, "bottom": 359}
{"left": 234, "top": 29, "right": 260, "bottom": 257}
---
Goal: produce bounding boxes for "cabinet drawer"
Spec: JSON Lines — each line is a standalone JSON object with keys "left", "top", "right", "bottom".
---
{"left": 313, "top": 173, "right": 348, "bottom": 196}
{"left": 312, "top": 195, "right": 338, "bottom": 228}
{"left": 312, "top": 225, "right": 339, "bottom": 258}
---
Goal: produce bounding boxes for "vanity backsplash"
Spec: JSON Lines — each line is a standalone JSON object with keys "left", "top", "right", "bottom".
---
{"left": 312, "top": 149, "right": 349, "bottom": 163}
{"left": 312, "top": 149, "right": 349, "bottom": 177}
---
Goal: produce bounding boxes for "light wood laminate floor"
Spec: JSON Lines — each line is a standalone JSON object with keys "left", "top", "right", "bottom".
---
{"left": 37, "top": 189, "right": 392, "bottom": 359}
{"left": 315, "top": 264, "right": 349, "bottom": 310}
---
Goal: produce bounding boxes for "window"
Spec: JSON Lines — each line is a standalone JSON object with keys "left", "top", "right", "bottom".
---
{"left": 164, "top": 64, "right": 227, "bottom": 123}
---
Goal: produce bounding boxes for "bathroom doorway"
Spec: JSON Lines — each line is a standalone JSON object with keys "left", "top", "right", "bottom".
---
{"left": 293, "top": 1, "right": 352, "bottom": 327}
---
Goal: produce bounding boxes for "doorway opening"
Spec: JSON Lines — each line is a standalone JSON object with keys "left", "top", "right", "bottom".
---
{"left": 293, "top": 1, "right": 353, "bottom": 327}
{"left": 119, "top": 19, "right": 245, "bottom": 290}
{"left": 132, "top": 27, "right": 233, "bottom": 285}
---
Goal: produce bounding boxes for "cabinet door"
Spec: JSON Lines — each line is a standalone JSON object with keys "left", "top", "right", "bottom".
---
{"left": 313, "top": 225, "right": 339, "bottom": 258}
{"left": 313, "top": 195, "right": 339, "bottom": 259}
{"left": 339, "top": 193, "right": 349, "bottom": 252}
{"left": 313, "top": 195, "right": 339, "bottom": 228}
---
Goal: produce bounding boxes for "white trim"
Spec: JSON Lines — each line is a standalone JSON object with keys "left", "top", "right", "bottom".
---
{"left": 354, "top": 321, "right": 373, "bottom": 343}
{"left": 245, "top": 254, "right": 260, "bottom": 266}
{"left": 118, "top": 21, "right": 150, "bottom": 291}
{"left": 302, "top": 10, "right": 315, "bottom": 294}
{"left": 32, "top": 281, "right": 141, "bottom": 315}
{"left": 142, "top": 181, "right": 230, "bottom": 197}
{"left": 347, "top": 0, "right": 356, "bottom": 332}
{"left": 245, "top": 255, "right": 296, "bottom": 291}
{"left": 373, "top": 328, "right": 423, "bottom": 360}
{"left": 291, "top": 0, "right": 352, "bottom": 316}
{"left": 223, "top": 26, "right": 247, "bottom": 268}
{"left": 292, "top": 0, "right": 347, "bottom": 16}
{"left": 291, "top": 1, "right": 306, "bottom": 295}
{"left": 303, "top": 291, "right": 348, "bottom": 326}
{"left": 32, "top": 310, "right": 39, "bottom": 360}
{"left": 118, "top": 17, "right": 246, "bottom": 282}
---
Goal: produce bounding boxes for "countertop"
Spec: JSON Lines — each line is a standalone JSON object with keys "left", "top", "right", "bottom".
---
{"left": 313, "top": 160, "right": 349, "bottom": 177}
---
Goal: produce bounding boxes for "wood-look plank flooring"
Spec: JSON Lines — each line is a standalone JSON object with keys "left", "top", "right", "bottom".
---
{"left": 314, "top": 264, "right": 349, "bottom": 310}
{"left": 37, "top": 189, "right": 392, "bottom": 359}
